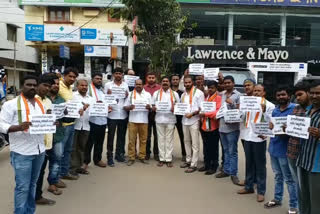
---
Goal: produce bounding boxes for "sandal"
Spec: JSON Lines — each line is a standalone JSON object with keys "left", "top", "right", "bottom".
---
{"left": 264, "top": 199, "right": 282, "bottom": 209}
{"left": 47, "top": 187, "right": 62, "bottom": 195}
{"left": 166, "top": 162, "right": 173, "bottom": 168}
{"left": 76, "top": 168, "right": 90, "bottom": 175}
{"left": 185, "top": 167, "right": 197, "bottom": 173}
{"left": 157, "top": 161, "right": 164, "bottom": 167}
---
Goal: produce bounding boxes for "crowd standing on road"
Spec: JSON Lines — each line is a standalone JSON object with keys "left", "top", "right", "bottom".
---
{"left": 0, "top": 66, "right": 319, "bottom": 214}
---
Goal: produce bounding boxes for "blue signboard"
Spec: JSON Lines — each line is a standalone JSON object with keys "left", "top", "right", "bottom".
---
{"left": 209, "top": 0, "right": 320, "bottom": 7}
{"left": 81, "top": 29, "right": 97, "bottom": 39}
{"left": 59, "top": 45, "right": 70, "bottom": 59}
{"left": 25, "top": 24, "right": 44, "bottom": 41}
{"left": 84, "top": 46, "right": 94, "bottom": 53}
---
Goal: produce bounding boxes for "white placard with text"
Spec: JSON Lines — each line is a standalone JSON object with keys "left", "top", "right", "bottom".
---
{"left": 240, "top": 96, "right": 262, "bottom": 112}
{"left": 30, "top": 114, "right": 56, "bottom": 134}
{"left": 224, "top": 109, "right": 241, "bottom": 123}
{"left": 89, "top": 103, "right": 108, "bottom": 117}
{"left": 156, "top": 101, "right": 171, "bottom": 113}
{"left": 111, "top": 87, "right": 126, "bottom": 99}
{"left": 253, "top": 122, "right": 275, "bottom": 137}
{"left": 52, "top": 103, "right": 66, "bottom": 119}
{"left": 124, "top": 75, "right": 139, "bottom": 87}
{"left": 174, "top": 103, "right": 191, "bottom": 116}
{"left": 271, "top": 117, "right": 287, "bottom": 135}
{"left": 201, "top": 101, "right": 216, "bottom": 113}
{"left": 203, "top": 68, "right": 219, "bottom": 81}
{"left": 286, "top": 115, "right": 310, "bottom": 140}
{"left": 132, "top": 99, "right": 148, "bottom": 112}
{"left": 189, "top": 63, "right": 204, "bottom": 75}
{"left": 65, "top": 102, "right": 82, "bottom": 118}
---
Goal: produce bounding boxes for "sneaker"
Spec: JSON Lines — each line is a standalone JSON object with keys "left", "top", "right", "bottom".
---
{"left": 215, "top": 171, "right": 230, "bottom": 178}
{"left": 107, "top": 159, "right": 115, "bottom": 167}
{"left": 288, "top": 208, "right": 299, "bottom": 214}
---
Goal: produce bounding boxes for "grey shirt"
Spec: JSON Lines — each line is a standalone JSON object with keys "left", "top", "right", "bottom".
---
{"left": 219, "top": 89, "right": 241, "bottom": 133}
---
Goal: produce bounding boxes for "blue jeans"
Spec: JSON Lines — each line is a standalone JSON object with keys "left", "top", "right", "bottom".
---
{"left": 219, "top": 130, "right": 240, "bottom": 176}
{"left": 47, "top": 141, "right": 64, "bottom": 185}
{"left": 270, "top": 155, "right": 298, "bottom": 209}
{"left": 10, "top": 151, "right": 45, "bottom": 214}
{"left": 60, "top": 124, "right": 75, "bottom": 176}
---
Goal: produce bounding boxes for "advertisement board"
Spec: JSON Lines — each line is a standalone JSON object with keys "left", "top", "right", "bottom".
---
{"left": 20, "top": 0, "right": 124, "bottom": 7}
{"left": 84, "top": 46, "right": 111, "bottom": 57}
{"left": 80, "top": 29, "right": 128, "bottom": 46}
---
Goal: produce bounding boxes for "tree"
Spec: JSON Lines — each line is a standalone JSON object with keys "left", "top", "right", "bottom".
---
{"left": 120, "top": 0, "right": 192, "bottom": 77}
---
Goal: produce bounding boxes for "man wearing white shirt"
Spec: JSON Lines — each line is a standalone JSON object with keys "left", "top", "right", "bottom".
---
{"left": 105, "top": 68, "right": 129, "bottom": 165}
{"left": 180, "top": 76, "right": 205, "bottom": 173}
{"left": 0, "top": 75, "right": 45, "bottom": 214}
{"left": 238, "top": 84, "right": 275, "bottom": 203}
{"left": 124, "top": 79, "right": 152, "bottom": 166}
{"left": 71, "top": 79, "right": 92, "bottom": 175}
{"left": 152, "top": 77, "right": 180, "bottom": 167}
{"left": 84, "top": 73, "right": 108, "bottom": 168}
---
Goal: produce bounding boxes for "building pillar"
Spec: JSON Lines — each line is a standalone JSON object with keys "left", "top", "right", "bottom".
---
{"left": 228, "top": 14, "right": 234, "bottom": 46}
{"left": 84, "top": 56, "right": 91, "bottom": 77}
{"left": 280, "top": 15, "right": 286, "bottom": 47}
{"left": 128, "top": 35, "right": 134, "bottom": 69}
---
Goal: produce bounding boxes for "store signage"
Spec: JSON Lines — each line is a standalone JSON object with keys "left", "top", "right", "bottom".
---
{"left": 84, "top": 46, "right": 111, "bottom": 57}
{"left": 248, "top": 62, "right": 307, "bottom": 73}
{"left": 20, "top": 0, "right": 124, "bottom": 7}
{"left": 59, "top": 45, "right": 70, "bottom": 59}
{"left": 80, "top": 28, "right": 128, "bottom": 46}
{"left": 25, "top": 24, "right": 44, "bottom": 41}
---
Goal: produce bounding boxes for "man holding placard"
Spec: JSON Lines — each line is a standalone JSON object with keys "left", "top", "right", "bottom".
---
{"left": 265, "top": 87, "right": 298, "bottom": 214}
{"left": 105, "top": 68, "right": 130, "bottom": 165}
{"left": 125, "top": 79, "right": 152, "bottom": 166}
{"left": 199, "top": 80, "right": 221, "bottom": 175}
{"left": 0, "top": 75, "right": 46, "bottom": 214}
{"left": 125, "top": 69, "right": 138, "bottom": 92}
{"left": 152, "top": 77, "right": 179, "bottom": 167}
{"left": 179, "top": 76, "right": 204, "bottom": 173}
{"left": 216, "top": 76, "right": 242, "bottom": 186}
{"left": 296, "top": 81, "right": 320, "bottom": 214}
{"left": 238, "top": 84, "right": 275, "bottom": 203}
{"left": 85, "top": 73, "right": 108, "bottom": 168}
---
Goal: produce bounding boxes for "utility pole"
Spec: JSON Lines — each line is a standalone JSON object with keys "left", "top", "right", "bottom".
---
{"left": 13, "top": 30, "right": 17, "bottom": 97}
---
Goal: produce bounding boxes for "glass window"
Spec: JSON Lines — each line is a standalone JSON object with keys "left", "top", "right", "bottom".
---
{"left": 286, "top": 16, "right": 320, "bottom": 47}
{"left": 7, "top": 24, "right": 17, "bottom": 42}
{"left": 48, "top": 7, "right": 70, "bottom": 22}
{"left": 234, "top": 15, "right": 281, "bottom": 46}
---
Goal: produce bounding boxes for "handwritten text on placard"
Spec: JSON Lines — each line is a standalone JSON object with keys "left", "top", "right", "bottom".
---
{"left": 224, "top": 109, "right": 241, "bottom": 123}
{"left": 240, "top": 96, "right": 262, "bottom": 112}
{"left": 189, "top": 63, "right": 204, "bottom": 75}
{"left": 52, "top": 103, "right": 66, "bottom": 119}
{"left": 253, "top": 122, "right": 275, "bottom": 137}
{"left": 286, "top": 115, "right": 310, "bottom": 139}
{"left": 89, "top": 103, "right": 108, "bottom": 117}
{"left": 30, "top": 114, "right": 56, "bottom": 134}
{"left": 271, "top": 117, "right": 287, "bottom": 135}
{"left": 201, "top": 101, "right": 216, "bottom": 113}
{"left": 174, "top": 103, "right": 190, "bottom": 116}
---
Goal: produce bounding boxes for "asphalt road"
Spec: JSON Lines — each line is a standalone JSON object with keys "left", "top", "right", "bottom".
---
{"left": 0, "top": 132, "right": 290, "bottom": 214}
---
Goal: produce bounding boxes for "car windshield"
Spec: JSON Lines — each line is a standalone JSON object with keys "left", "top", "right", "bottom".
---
{"left": 221, "top": 71, "right": 250, "bottom": 86}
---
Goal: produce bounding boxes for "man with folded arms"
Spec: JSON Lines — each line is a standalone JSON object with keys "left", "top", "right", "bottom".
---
{"left": 153, "top": 77, "right": 179, "bottom": 167}
{"left": 0, "top": 75, "right": 46, "bottom": 214}
{"left": 125, "top": 79, "right": 152, "bottom": 166}
{"left": 180, "top": 76, "right": 204, "bottom": 173}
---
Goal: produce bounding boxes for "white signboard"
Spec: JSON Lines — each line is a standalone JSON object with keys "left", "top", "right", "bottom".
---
{"left": 253, "top": 122, "right": 275, "bottom": 137}
{"left": 44, "top": 25, "right": 80, "bottom": 42}
{"left": 286, "top": 115, "right": 311, "bottom": 140}
{"left": 189, "top": 63, "right": 204, "bottom": 75}
{"left": 271, "top": 117, "right": 287, "bottom": 135}
{"left": 124, "top": 75, "right": 139, "bottom": 87}
{"left": 156, "top": 101, "right": 171, "bottom": 113}
{"left": 89, "top": 103, "right": 108, "bottom": 117}
{"left": 216, "top": 102, "right": 226, "bottom": 119}
{"left": 201, "top": 101, "right": 216, "bottom": 113}
{"left": 174, "top": 103, "right": 190, "bottom": 116}
{"left": 52, "top": 103, "right": 66, "bottom": 119}
{"left": 203, "top": 68, "right": 219, "bottom": 81}
{"left": 104, "top": 94, "right": 117, "bottom": 105}
{"left": 84, "top": 46, "right": 111, "bottom": 57}
{"left": 224, "top": 109, "right": 241, "bottom": 123}
{"left": 111, "top": 87, "right": 126, "bottom": 99}
{"left": 81, "top": 29, "right": 128, "bottom": 46}
{"left": 65, "top": 102, "right": 82, "bottom": 118}
{"left": 30, "top": 114, "right": 56, "bottom": 134}
{"left": 240, "top": 96, "right": 262, "bottom": 112}
{"left": 132, "top": 99, "right": 148, "bottom": 111}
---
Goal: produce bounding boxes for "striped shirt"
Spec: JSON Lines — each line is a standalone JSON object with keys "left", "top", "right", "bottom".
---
{"left": 297, "top": 105, "right": 320, "bottom": 172}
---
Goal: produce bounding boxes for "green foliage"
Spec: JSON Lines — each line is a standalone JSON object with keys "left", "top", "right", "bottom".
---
{"left": 121, "top": 0, "right": 191, "bottom": 77}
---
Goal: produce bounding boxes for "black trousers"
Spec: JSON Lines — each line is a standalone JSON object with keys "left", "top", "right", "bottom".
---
{"left": 84, "top": 122, "right": 107, "bottom": 165}
{"left": 175, "top": 115, "right": 186, "bottom": 157}
{"left": 107, "top": 118, "right": 128, "bottom": 159}
{"left": 35, "top": 152, "right": 48, "bottom": 200}
{"left": 146, "top": 117, "right": 158, "bottom": 156}
{"left": 201, "top": 129, "right": 220, "bottom": 170}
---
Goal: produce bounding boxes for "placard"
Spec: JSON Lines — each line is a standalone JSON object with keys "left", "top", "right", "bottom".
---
{"left": 111, "top": 87, "right": 126, "bottom": 99}
{"left": 240, "top": 96, "right": 262, "bottom": 112}
{"left": 286, "top": 115, "right": 311, "bottom": 139}
{"left": 216, "top": 102, "right": 226, "bottom": 119}
{"left": 156, "top": 101, "right": 171, "bottom": 113}
{"left": 224, "top": 109, "right": 241, "bottom": 123}
{"left": 30, "top": 114, "right": 56, "bottom": 134}
{"left": 201, "top": 101, "right": 216, "bottom": 113}
{"left": 104, "top": 94, "right": 117, "bottom": 105}
{"left": 203, "top": 68, "right": 219, "bottom": 81}
{"left": 174, "top": 103, "right": 190, "bottom": 116}
{"left": 89, "top": 103, "right": 108, "bottom": 117}
{"left": 132, "top": 99, "right": 148, "bottom": 112}
{"left": 189, "top": 63, "right": 204, "bottom": 75}
{"left": 253, "top": 122, "right": 275, "bottom": 137}
{"left": 124, "top": 75, "right": 139, "bottom": 87}
{"left": 52, "top": 103, "right": 66, "bottom": 119}
{"left": 271, "top": 117, "right": 287, "bottom": 135}
{"left": 65, "top": 102, "right": 82, "bottom": 118}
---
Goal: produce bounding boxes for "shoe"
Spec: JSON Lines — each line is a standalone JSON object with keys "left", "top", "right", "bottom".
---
{"left": 237, "top": 188, "right": 255, "bottom": 194}
{"left": 47, "top": 185, "right": 63, "bottom": 195}
{"left": 95, "top": 160, "right": 107, "bottom": 168}
{"left": 145, "top": 154, "right": 150, "bottom": 160}
{"left": 231, "top": 176, "right": 241, "bottom": 186}
{"left": 205, "top": 169, "right": 217, "bottom": 175}
{"left": 238, "top": 180, "right": 245, "bottom": 186}
{"left": 54, "top": 180, "right": 66, "bottom": 188}
{"left": 107, "top": 159, "right": 115, "bottom": 167}
{"left": 157, "top": 161, "right": 164, "bottom": 167}
{"left": 127, "top": 160, "right": 135, "bottom": 166}
{"left": 115, "top": 155, "right": 126, "bottom": 163}
{"left": 257, "top": 194, "right": 265, "bottom": 203}
{"left": 36, "top": 197, "right": 56, "bottom": 206}
{"left": 139, "top": 159, "right": 149, "bottom": 164}
{"left": 61, "top": 173, "right": 79, "bottom": 180}
{"left": 181, "top": 156, "right": 186, "bottom": 162}
{"left": 219, "top": 165, "right": 224, "bottom": 172}
{"left": 288, "top": 208, "right": 299, "bottom": 214}
{"left": 154, "top": 154, "right": 160, "bottom": 161}
{"left": 198, "top": 166, "right": 208, "bottom": 172}
{"left": 180, "top": 162, "right": 190, "bottom": 168}
{"left": 185, "top": 167, "right": 197, "bottom": 173}
{"left": 215, "top": 171, "right": 230, "bottom": 178}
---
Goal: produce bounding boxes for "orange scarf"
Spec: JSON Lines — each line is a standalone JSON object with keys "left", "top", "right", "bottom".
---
{"left": 91, "top": 83, "right": 99, "bottom": 101}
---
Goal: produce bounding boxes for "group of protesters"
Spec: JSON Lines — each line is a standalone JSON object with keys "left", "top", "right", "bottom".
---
{"left": 0, "top": 66, "right": 319, "bottom": 214}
